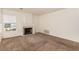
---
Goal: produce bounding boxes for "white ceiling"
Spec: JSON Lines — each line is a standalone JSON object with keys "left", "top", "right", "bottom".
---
{"left": 4, "top": 8, "right": 64, "bottom": 15}
{"left": 22, "top": 8, "right": 64, "bottom": 15}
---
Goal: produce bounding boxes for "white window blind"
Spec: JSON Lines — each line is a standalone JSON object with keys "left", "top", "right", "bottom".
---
{"left": 3, "top": 15, "right": 16, "bottom": 23}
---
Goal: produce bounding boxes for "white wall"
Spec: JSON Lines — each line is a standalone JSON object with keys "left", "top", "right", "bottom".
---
{"left": 38, "top": 9, "right": 79, "bottom": 42}
{"left": 1, "top": 9, "right": 33, "bottom": 38}
{"left": 32, "top": 15, "right": 39, "bottom": 33}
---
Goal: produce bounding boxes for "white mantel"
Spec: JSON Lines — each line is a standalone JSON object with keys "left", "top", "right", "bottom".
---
{"left": 23, "top": 26, "right": 33, "bottom": 28}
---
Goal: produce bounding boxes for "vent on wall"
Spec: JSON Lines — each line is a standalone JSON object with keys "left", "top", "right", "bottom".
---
{"left": 44, "top": 30, "right": 50, "bottom": 34}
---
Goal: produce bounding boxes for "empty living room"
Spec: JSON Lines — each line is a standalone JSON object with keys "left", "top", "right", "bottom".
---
{"left": 0, "top": 0, "right": 79, "bottom": 59}
{"left": 0, "top": 8, "right": 79, "bottom": 51}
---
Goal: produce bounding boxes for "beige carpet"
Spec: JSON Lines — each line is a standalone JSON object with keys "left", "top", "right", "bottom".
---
{"left": 0, "top": 33, "right": 79, "bottom": 51}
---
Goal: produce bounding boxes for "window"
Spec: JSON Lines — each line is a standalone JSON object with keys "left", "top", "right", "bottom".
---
{"left": 3, "top": 15, "right": 16, "bottom": 31}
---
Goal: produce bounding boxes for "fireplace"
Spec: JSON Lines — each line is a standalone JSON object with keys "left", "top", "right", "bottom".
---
{"left": 23, "top": 27, "right": 32, "bottom": 35}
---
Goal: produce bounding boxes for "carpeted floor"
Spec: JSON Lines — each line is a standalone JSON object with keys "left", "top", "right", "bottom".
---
{"left": 0, "top": 33, "right": 79, "bottom": 51}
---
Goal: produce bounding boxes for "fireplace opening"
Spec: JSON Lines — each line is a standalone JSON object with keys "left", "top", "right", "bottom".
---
{"left": 23, "top": 27, "right": 32, "bottom": 35}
